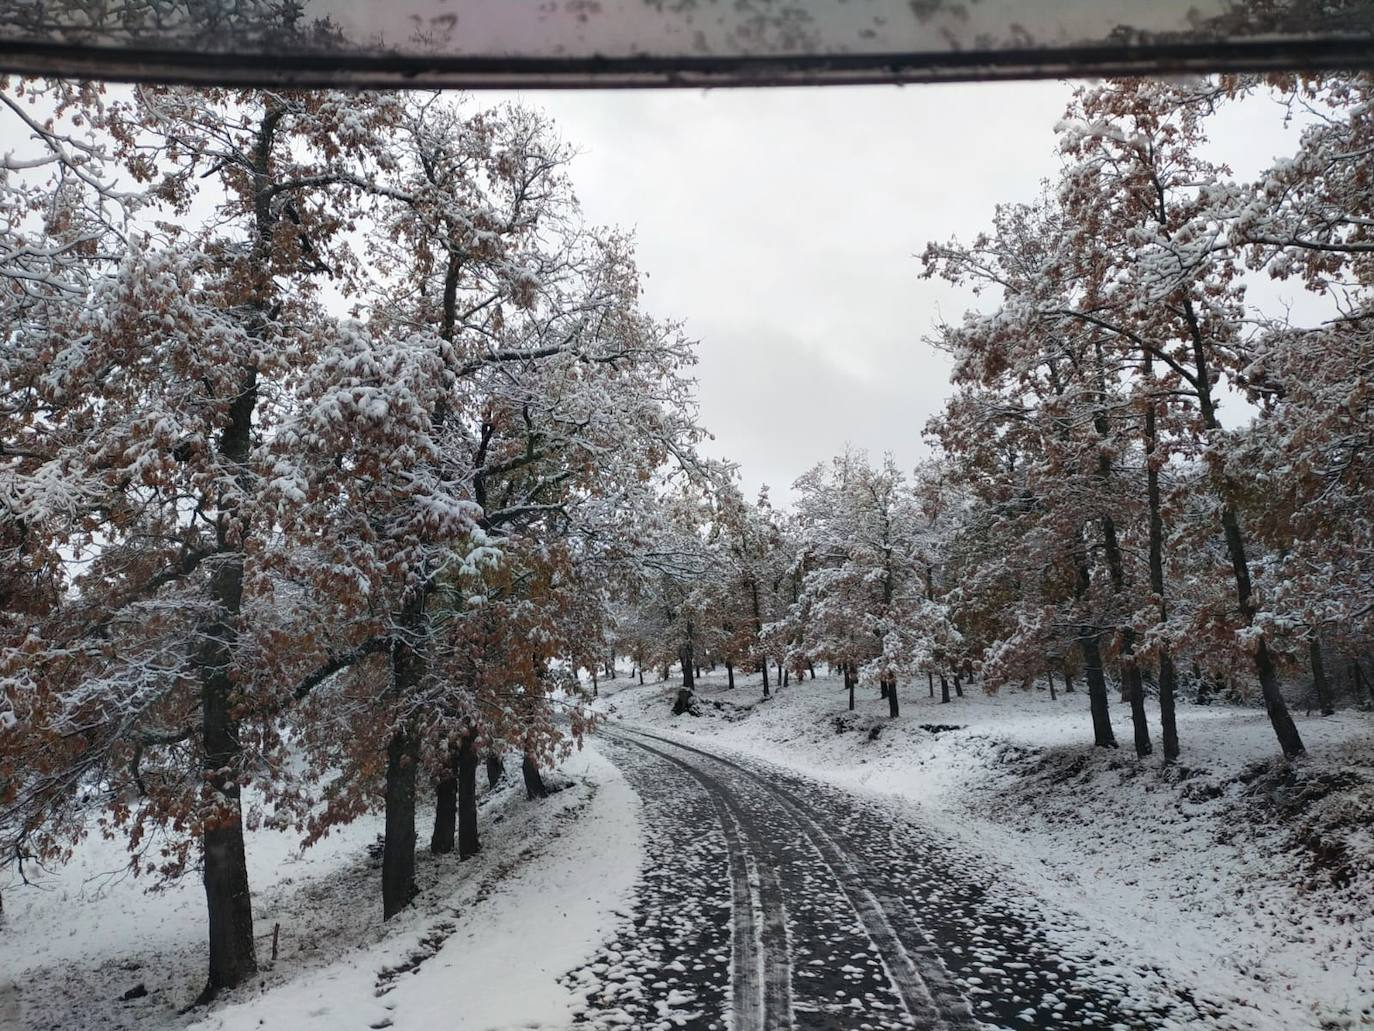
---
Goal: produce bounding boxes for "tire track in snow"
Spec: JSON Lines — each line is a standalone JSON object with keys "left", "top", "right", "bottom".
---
{"left": 610, "top": 730, "right": 793, "bottom": 1031}
{"left": 616, "top": 722, "right": 1197, "bottom": 1030}
{"left": 612, "top": 725, "right": 974, "bottom": 1031}
{"left": 565, "top": 740, "right": 734, "bottom": 1030}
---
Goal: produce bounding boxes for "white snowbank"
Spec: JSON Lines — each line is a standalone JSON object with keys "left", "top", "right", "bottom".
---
{"left": 0, "top": 741, "right": 640, "bottom": 1031}
{"left": 195, "top": 743, "right": 641, "bottom": 1031}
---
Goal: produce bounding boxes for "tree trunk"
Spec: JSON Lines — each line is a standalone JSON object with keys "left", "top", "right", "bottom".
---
{"left": 1353, "top": 659, "right": 1374, "bottom": 707}
{"left": 1124, "top": 649, "right": 1153, "bottom": 758}
{"left": 879, "top": 680, "right": 889, "bottom": 699}
{"left": 953, "top": 673, "right": 964, "bottom": 698}
{"left": 940, "top": 674, "right": 950, "bottom": 704}
{"left": 1048, "top": 671, "right": 1057, "bottom": 701}
{"left": 457, "top": 732, "right": 479, "bottom": 860}
{"left": 1195, "top": 664, "right": 1213, "bottom": 706}
{"left": 1143, "top": 353, "right": 1179, "bottom": 761}
{"left": 197, "top": 377, "right": 258, "bottom": 995}
{"left": 591, "top": 669, "right": 598, "bottom": 698}
{"left": 1218, "top": 507, "right": 1304, "bottom": 757}
{"left": 675, "top": 645, "right": 697, "bottom": 714}
{"left": 847, "top": 665, "right": 855, "bottom": 711}
{"left": 1084, "top": 345, "right": 1149, "bottom": 756}
{"left": 776, "top": 659, "right": 784, "bottom": 687}
{"left": 1309, "top": 637, "right": 1335, "bottom": 717}
{"left": 382, "top": 725, "right": 419, "bottom": 918}
{"left": 486, "top": 754, "right": 504, "bottom": 790}
{"left": 751, "top": 579, "right": 768, "bottom": 699}
{"left": 383, "top": 598, "right": 426, "bottom": 919}
{"left": 726, "top": 660, "right": 735, "bottom": 689}
{"left": 886, "top": 677, "right": 899, "bottom": 718}
{"left": 1158, "top": 651, "right": 1179, "bottom": 761}
{"left": 808, "top": 661, "right": 816, "bottom": 679}
{"left": 783, "top": 668, "right": 789, "bottom": 687}
{"left": 522, "top": 753, "right": 548, "bottom": 800}
{"left": 201, "top": 607, "right": 257, "bottom": 992}
{"left": 1081, "top": 632, "right": 1118, "bottom": 749}
{"left": 1187, "top": 311, "right": 1303, "bottom": 759}
{"left": 430, "top": 757, "right": 457, "bottom": 855}
{"left": 927, "top": 671, "right": 934, "bottom": 698}
{"left": 638, "top": 669, "right": 644, "bottom": 685}
{"left": 1062, "top": 664, "right": 1075, "bottom": 694}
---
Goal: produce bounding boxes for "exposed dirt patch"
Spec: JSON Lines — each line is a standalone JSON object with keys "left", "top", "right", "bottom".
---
{"left": 918, "top": 723, "right": 966, "bottom": 735}
{"left": 1233, "top": 759, "right": 1374, "bottom": 892}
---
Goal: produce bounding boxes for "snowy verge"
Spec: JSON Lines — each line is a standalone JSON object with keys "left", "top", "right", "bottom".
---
{"left": 0, "top": 741, "right": 641, "bottom": 1031}
{"left": 594, "top": 671, "right": 1374, "bottom": 1030}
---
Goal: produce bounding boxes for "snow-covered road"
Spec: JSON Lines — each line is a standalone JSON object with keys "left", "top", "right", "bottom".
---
{"left": 573, "top": 724, "right": 1198, "bottom": 1031}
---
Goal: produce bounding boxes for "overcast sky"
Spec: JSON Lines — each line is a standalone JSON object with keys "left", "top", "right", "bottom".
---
{"left": 497, "top": 81, "right": 1314, "bottom": 502}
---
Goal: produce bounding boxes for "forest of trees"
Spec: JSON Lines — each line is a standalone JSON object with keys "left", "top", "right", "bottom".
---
{"left": 616, "top": 78, "right": 1374, "bottom": 760}
{"left": 2, "top": 73, "right": 1373, "bottom": 1003}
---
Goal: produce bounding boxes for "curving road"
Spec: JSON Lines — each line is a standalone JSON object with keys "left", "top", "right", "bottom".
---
{"left": 566, "top": 725, "right": 1199, "bottom": 1031}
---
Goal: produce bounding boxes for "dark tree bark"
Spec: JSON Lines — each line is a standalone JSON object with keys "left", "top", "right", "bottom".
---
{"left": 1081, "top": 633, "right": 1118, "bottom": 749}
{"left": 808, "top": 661, "right": 816, "bottom": 679}
{"left": 1158, "top": 652, "right": 1179, "bottom": 760}
{"left": 1087, "top": 342, "right": 1151, "bottom": 758}
{"left": 953, "top": 674, "right": 964, "bottom": 698}
{"left": 940, "top": 674, "right": 950, "bottom": 704}
{"left": 198, "top": 388, "right": 258, "bottom": 995}
{"left": 382, "top": 725, "right": 419, "bottom": 918}
{"left": 382, "top": 594, "right": 428, "bottom": 919}
{"left": 431, "top": 754, "right": 457, "bottom": 855}
{"left": 1195, "top": 664, "right": 1213, "bottom": 706}
{"left": 1071, "top": 532, "right": 1117, "bottom": 749}
{"left": 726, "top": 660, "right": 735, "bottom": 689}
{"left": 200, "top": 565, "right": 257, "bottom": 992}
{"left": 1099, "top": 509, "right": 1151, "bottom": 754}
{"left": 457, "top": 732, "right": 479, "bottom": 860}
{"left": 886, "top": 677, "right": 899, "bottom": 718}
{"left": 522, "top": 753, "right": 548, "bottom": 800}
{"left": 879, "top": 680, "right": 889, "bottom": 699}
{"left": 591, "top": 669, "right": 598, "bottom": 698}
{"left": 1354, "top": 659, "right": 1374, "bottom": 707}
{"left": 1124, "top": 652, "right": 1153, "bottom": 758}
{"left": 783, "top": 668, "right": 789, "bottom": 687}
{"left": 638, "top": 669, "right": 644, "bottom": 685}
{"left": 1309, "top": 638, "right": 1335, "bottom": 716}
{"left": 485, "top": 754, "right": 505, "bottom": 790}
{"left": 751, "top": 580, "right": 771, "bottom": 699}
{"left": 1183, "top": 307, "right": 1304, "bottom": 758}
{"left": 675, "top": 644, "right": 697, "bottom": 714}
{"left": 927, "top": 671, "right": 934, "bottom": 698}
{"left": 1219, "top": 507, "right": 1304, "bottom": 757}
{"left": 1062, "top": 664, "right": 1076, "bottom": 694}
{"left": 846, "top": 665, "right": 855, "bottom": 711}
{"left": 776, "top": 660, "right": 784, "bottom": 687}
{"left": 1047, "top": 671, "right": 1057, "bottom": 701}
{"left": 1143, "top": 352, "right": 1179, "bottom": 760}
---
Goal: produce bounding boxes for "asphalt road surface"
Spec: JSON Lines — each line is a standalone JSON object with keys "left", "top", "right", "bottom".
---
{"left": 566, "top": 725, "right": 1200, "bottom": 1031}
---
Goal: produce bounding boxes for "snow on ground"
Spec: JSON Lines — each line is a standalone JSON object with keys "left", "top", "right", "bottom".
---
{"left": 0, "top": 741, "right": 640, "bottom": 1031}
{"left": 594, "top": 669, "right": 1374, "bottom": 1030}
